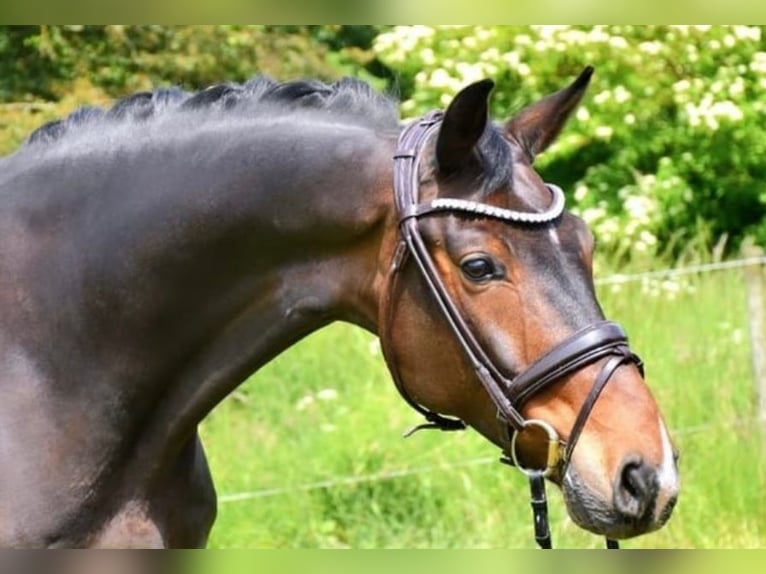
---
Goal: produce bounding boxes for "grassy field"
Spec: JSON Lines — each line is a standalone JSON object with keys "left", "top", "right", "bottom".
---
{"left": 198, "top": 264, "right": 765, "bottom": 548}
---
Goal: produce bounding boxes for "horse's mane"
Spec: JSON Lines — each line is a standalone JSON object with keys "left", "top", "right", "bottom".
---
{"left": 26, "top": 76, "right": 402, "bottom": 147}
{"left": 24, "top": 74, "right": 513, "bottom": 192}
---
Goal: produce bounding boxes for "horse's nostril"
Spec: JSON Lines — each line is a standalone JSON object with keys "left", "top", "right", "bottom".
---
{"left": 614, "top": 456, "right": 658, "bottom": 521}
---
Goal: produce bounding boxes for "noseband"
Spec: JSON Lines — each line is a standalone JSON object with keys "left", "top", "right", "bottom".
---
{"left": 385, "top": 111, "right": 644, "bottom": 549}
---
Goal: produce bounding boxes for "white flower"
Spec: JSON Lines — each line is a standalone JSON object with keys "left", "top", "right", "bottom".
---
{"left": 733, "top": 26, "right": 761, "bottom": 41}
{"left": 455, "top": 62, "right": 486, "bottom": 85}
{"left": 594, "top": 219, "right": 620, "bottom": 242}
{"left": 593, "top": 90, "right": 611, "bottom": 105}
{"left": 705, "top": 116, "right": 720, "bottom": 131}
{"left": 502, "top": 50, "right": 521, "bottom": 68}
{"left": 430, "top": 68, "right": 455, "bottom": 89}
{"left": 559, "top": 28, "right": 589, "bottom": 46}
{"left": 728, "top": 78, "right": 745, "bottom": 98}
{"left": 296, "top": 395, "right": 315, "bottom": 411}
{"left": 609, "top": 36, "right": 628, "bottom": 50}
{"left": 475, "top": 28, "right": 494, "bottom": 41}
{"left": 684, "top": 97, "right": 743, "bottom": 130}
{"left": 639, "top": 230, "right": 658, "bottom": 246}
{"left": 751, "top": 52, "right": 766, "bottom": 74}
{"left": 613, "top": 85, "right": 631, "bottom": 104}
{"left": 710, "top": 100, "right": 744, "bottom": 122}
{"left": 514, "top": 34, "right": 532, "bottom": 46}
{"left": 574, "top": 184, "right": 589, "bottom": 202}
{"left": 317, "top": 388, "right": 338, "bottom": 401}
{"left": 595, "top": 126, "right": 613, "bottom": 139}
{"left": 481, "top": 47, "right": 500, "bottom": 62}
{"left": 673, "top": 79, "right": 691, "bottom": 93}
{"left": 639, "top": 41, "right": 662, "bottom": 55}
{"left": 581, "top": 206, "right": 606, "bottom": 225}
{"left": 587, "top": 27, "right": 610, "bottom": 43}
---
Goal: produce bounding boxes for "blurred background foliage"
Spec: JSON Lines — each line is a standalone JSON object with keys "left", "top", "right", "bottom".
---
{"left": 0, "top": 25, "right": 388, "bottom": 101}
{"left": 3, "top": 25, "right": 766, "bottom": 261}
{"left": 373, "top": 25, "right": 766, "bottom": 261}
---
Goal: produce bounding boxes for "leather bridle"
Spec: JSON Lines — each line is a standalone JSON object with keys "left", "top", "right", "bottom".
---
{"left": 382, "top": 110, "right": 644, "bottom": 549}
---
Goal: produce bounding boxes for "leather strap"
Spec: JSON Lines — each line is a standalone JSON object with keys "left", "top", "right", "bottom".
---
{"left": 564, "top": 349, "right": 641, "bottom": 464}
{"left": 510, "top": 322, "right": 642, "bottom": 407}
{"left": 386, "top": 111, "right": 644, "bottom": 473}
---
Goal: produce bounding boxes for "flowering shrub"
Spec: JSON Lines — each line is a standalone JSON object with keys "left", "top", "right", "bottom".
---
{"left": 374, "top": 26, "right": 766, "bottom": 259}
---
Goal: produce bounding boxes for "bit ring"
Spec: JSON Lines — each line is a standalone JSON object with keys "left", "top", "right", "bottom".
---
{"left": 510, "top": 419, "right": 561, "bottom": 478}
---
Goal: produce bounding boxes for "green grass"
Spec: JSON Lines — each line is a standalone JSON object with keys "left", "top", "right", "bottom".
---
{"left": 199, "top": 265, "right": 766, "bottom": 548}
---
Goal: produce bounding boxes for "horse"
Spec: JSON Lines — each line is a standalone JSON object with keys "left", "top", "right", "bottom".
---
{"left": 0, "top": 67, "right": 679, "bottom": 548}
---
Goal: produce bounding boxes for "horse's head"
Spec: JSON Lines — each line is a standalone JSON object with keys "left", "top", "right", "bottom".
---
{"left": 380, "top": 68, "right": 679, "bottom": 541}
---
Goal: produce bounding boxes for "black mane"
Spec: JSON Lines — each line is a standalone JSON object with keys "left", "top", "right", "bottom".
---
{"left": 26, "top": 76, "right": 401, "bottom": 146}
{"left": 24, "top": 74, "right": 513, "bottom": 192}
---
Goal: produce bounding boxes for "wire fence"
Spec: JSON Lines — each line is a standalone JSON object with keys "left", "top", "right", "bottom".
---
{"left": 219, "top": 415, "right": 766, "bottom": 504}
{"left": 593, "top": 255, "right": 766, "bottom": 285}
{"left": 219, "top": 457, "right": 499, "bottom": 504}
{"left": 219, "top": 255, "right": 766, "bottom": 505}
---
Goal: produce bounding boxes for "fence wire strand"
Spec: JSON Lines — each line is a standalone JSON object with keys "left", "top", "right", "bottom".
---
{"left": 594, "top": 256, "right": 766, "bottom": 285}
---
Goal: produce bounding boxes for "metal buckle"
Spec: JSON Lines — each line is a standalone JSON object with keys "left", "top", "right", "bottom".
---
{"left": 510, "top": 419, "right": 561, "bottom": 478}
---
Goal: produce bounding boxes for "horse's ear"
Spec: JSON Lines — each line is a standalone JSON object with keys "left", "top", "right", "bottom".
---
{"left": 435, "top": 79, "right": 495, "bottom": 175}
{"left": 505, "top": 66, "right": 594, "bottom": 162}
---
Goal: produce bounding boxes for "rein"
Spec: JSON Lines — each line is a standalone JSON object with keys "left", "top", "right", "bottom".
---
{"left": 385, "top": 110, "right": 644, "bottom": 549}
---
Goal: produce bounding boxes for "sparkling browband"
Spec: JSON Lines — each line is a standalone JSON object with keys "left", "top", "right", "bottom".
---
{"left": 401, "top": 183, "right": 566, "bottom": 224}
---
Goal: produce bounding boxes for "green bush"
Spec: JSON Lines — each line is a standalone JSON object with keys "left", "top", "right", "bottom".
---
{"left": 373, "top": 26, "right": 766, "bottom": 260}
{"left": 0, "top": 25, "right": 388, "bottom": 155}
{"left": 0, "top": 25, "right": 388, "bottom": 102}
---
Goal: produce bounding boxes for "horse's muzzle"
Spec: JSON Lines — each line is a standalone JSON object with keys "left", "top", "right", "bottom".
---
{"left": 562, "top": 454, "right": 679, "bottom": 540}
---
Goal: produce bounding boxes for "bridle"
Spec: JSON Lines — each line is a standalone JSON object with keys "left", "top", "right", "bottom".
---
{"left": 383, "top": 110, "right": 644, "bottom": 549}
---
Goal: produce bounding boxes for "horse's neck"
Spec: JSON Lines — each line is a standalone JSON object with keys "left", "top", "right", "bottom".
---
{"left": 126, "top": 120, "right": 399, "bottom": 476}
{"left": 191, "top": 119, "right": 397, "bottom": 315}
{"left": 4, "top": 118, "right": 400, "bottom": 488}
{"left": 102, "top": 118, "right": 397, "bottom": 364}
{"left": 0, "top": 117, "right": 404, "bottom": 535}
{"left": 82, "top": 120, "right": 395, "bottom": 316}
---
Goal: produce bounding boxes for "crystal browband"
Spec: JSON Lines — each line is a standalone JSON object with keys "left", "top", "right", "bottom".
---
{"left": 399, "top": 183, "right": 566, "bottom": 225}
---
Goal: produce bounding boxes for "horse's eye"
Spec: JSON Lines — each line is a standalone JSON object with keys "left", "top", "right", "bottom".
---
{"left": 460, "top": 256, "right": 497, "bottom": 282}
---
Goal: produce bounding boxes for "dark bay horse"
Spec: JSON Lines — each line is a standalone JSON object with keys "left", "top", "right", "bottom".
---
{"left": 0, "top": 68, "right": 679, "bottom": 547}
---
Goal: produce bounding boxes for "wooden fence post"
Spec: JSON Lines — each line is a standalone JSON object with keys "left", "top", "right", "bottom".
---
{"left": 742, "top": 243, "right": 766, "bottom": 429}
